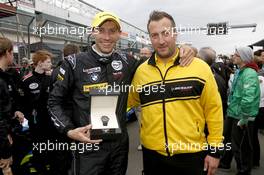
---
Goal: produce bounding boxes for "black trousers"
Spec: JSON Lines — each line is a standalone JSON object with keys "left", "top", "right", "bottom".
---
{"left": 142, "top": 147, "right": 207, "bottom": 175}
{"left": 30, "top": 124, "right": 71, "bottom": 175}
{"left": 220, "top": 117, "right": 234, "bottom": 166}
{"left": 72, "top": 132, "right": 129, "bottom": 175}
{"left": 231, "top": 118, "right": 254, "bottom": 174}
{"left": 252, "top": 107, "right": 264, "bottom": 167}
{"left": 253, "top": 119, "right": 260, "bottom": 166}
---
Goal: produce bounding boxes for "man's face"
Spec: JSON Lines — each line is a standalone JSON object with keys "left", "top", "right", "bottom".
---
{"left": 260, "top": 51, "right": 264, "bottom": 63}
{"left": 40, "top": 57, "right": 52, "bottom": 71}
{"left": 148, "top": 18, "right": 176, "bottom": 58}
{"left": 232, "top": 52, "right": 243, "bottom": 65}
{"left": 93, "top": 21, "right": 121, "bottom": 54}
{"left": 140, "top": 48, "right": 152, "bottom": 59}
{"left": 6, "top": 50, "right": 14, "bottom": 65}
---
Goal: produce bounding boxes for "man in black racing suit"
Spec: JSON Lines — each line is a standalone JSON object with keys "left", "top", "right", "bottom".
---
{"left": 49, "top": 45, "right": 138, "bottom": 174}
{"left": 48, "top": 11, "right": 139, "bottom": 174}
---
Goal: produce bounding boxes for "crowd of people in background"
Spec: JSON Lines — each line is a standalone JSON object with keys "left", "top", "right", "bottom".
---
{"left": 196, "top": 46, "right": 264, "bottom": 175}
{"left": 1, "top": 10, "right": 264, "bottom": 175}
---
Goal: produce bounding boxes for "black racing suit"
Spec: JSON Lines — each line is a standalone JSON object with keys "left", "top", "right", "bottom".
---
{"left": 0, "top": 69, "right": 14, "bottom": 160}
{"left": 20, "top": 71, "right": 56, "bottom": 137}
{"left": 48, "top": 46, "right": 139, "bottom": 175}
{"left": 20, "top": 71, "right": 59, "bottom": 174}
{"left": 50, "top": 60, "right": 74, "bottom": 175}
{"left": 0, "top": 68, "right": 26, "bottom": 175}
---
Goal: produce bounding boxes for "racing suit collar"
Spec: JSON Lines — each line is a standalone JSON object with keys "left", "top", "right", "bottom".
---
{"left": 32, "top": 70, "right": 45, "bottom": 77}
{"left": 92, "top": 44, "right": 114, "bottom": 57}
{"left": 91, "top": 45, "right": 113, "bottom": 64}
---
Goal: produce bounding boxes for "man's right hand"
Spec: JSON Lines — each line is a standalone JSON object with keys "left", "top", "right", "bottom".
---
{"left": 67, "top": 124, "right": 102, "bottom": 143}
{"left": 0, "top": 157, "right": 13, "bottom": 169}
{"left": 204, "top": 155, "right": 219, "bottom": 175}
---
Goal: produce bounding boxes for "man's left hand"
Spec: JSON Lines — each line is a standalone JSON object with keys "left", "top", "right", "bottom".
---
{"left": 14, "top": 111, "right": 24, "bottom": 124}
{"left": 204, "top": 155, "right": 220, "bottom": 175}
{"left": 179, "top": 45, "right": 194, "bottom": 66}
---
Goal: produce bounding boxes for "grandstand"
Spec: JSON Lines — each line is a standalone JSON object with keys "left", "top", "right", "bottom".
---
{"left": 0, "top": 0, "right": 151, "bottom": 65}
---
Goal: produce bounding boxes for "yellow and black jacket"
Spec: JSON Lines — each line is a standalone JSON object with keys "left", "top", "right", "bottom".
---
{"left": 128, "top": 49, "right": 223, "bottom": 156}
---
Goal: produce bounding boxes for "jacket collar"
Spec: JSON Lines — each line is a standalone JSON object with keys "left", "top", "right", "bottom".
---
{"left": 148, "top": 51, "right": 180, "bottom": 67}
{"left": 89, "top": 46, "right": 113, "bottom": 64}
{"left": 243, "top": 62, "right": 259, "bottom": 72}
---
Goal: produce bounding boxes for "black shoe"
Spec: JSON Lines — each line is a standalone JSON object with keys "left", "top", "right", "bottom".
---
{"left": 236, "top": 169, "right": 251, "bottom": 175}
{"left": 253, "top": 162, "right": 259, "bottom": 168}
{"left": 252, "top": 165, "right": 259, "bottom": 169}
{"left": 218, "top": 163, "right": 231, "bottom": 169}
{"left": 236, "top": 172, "right": 251, "bottom": 175}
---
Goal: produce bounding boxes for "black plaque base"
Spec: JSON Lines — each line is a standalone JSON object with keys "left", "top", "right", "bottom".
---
{"left": 91, "top": 128, "right": 122, "bottom": 140}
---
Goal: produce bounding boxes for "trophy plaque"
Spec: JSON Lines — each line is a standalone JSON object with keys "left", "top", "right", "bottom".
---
{"left": 89, "top": 89, "right": 121, "bottom": 140}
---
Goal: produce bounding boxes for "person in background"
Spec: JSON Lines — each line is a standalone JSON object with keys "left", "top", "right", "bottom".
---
{"left": 257, "top": 49, "right": 264, "bottom": 76}
{"left": 198, "top": 47, "right": 227, "bottom": 117}
{"left": 0, "top": 37, "right": 24, "bottom": 175}
{"left": 20, "top": 50, "right": 58, "bottom": 174}
{"left": 211, "top": 55, "right": 231, "bottom": 88}
{"left": 50, "top": 43, "right": 80, "bottom": 89}
{"left": 20, "top": 58, "right": 34, "bottom": 77}
{"left": 252, "top": 52, "right": 264, "bottom": 168}
{"left": 139, "top": 47, "right": 152, "bottom": 62}
{"left": 226, "top": 47, "right": 260, "bottom": 175}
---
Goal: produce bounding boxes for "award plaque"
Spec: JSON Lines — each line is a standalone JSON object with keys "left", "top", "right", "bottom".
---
{"left": 89, "top": 89, "right": 121, "bottom": 140}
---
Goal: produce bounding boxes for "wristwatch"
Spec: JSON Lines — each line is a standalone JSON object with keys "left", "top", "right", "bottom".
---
{"left": 101, "top": 115, "right": 110, "bottom": 126}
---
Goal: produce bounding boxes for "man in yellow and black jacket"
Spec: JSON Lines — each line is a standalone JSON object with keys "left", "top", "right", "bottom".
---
{"left": 128, "top": 11, "right": 223, "bottom": 175}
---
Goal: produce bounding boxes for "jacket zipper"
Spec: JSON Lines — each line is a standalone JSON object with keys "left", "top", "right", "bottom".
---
{"left": 154, "top": 65, "right": 175, "bottom": 157}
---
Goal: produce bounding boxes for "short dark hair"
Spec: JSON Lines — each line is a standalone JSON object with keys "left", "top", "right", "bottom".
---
{"left": 254, "top": 49, "right": 261, "bottom": 56}
{"left": 147, "top": 11, "right": 176, "bottom": 32}
{"left": 260, "top": 49, "right": 264, "bottom": 55}
{"left": 0, "top": 37, "right": 13, "bottom": 58}
{"left": 63, "top": 44, "right": 80, "bottom": 57}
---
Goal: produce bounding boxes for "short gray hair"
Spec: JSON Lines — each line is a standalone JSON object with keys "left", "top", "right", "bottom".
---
{"left": 198, "top": 47, "right": 216, "bottom": 66}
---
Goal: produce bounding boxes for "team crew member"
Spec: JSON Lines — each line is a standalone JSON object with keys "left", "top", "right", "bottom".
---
{"left": 50, "top": 43, "right": 80, "bottom": 90}
{"left": 0, "top": 37, "right": 25, "bottom": 174}
{"left": 48, "top": 11, "right": 194, "bottom": 175}
{"left": 20, "top": 50, "right": 59, "bottom": 174}
{"left": 128, "top": 11, "right": 223, "bottom": 175}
